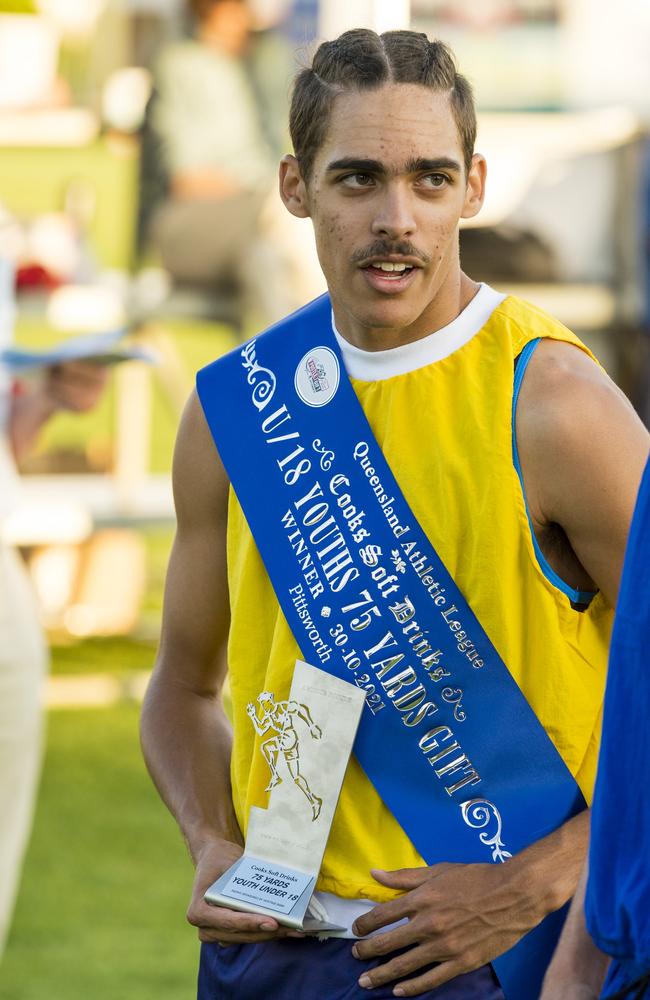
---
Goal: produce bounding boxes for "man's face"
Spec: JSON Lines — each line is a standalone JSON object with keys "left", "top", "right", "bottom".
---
{"left": 281, "top": 83, "right": 485, "bottom": 340}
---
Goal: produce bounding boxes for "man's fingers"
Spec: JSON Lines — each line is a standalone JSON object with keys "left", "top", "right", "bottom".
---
{"left": 356, "top": 943, "right": 437, "bottom": 991}
{"left": 353, "top": 864, "right": 457, "bottom": 936}
{"left": 391, "top": 959, "right": 468, "bottom": 997}
{"left": 353, "top": 895, "right": 413, "bottom": 936}
{"left": 371, "top": 867, "right": 433, "bottom": 890}
{"left": 197, "top": 926, "right": 287, "bottom": 945}
{"left": 188, "top": 901, "right": 279, "bottom": 936}
{"left": 352, "top": 921, "right": 415, "bottom": 960}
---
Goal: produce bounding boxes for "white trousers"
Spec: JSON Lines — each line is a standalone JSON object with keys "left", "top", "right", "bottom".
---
{"left": 0, "top": 542, "right": 47, "bottom": 956}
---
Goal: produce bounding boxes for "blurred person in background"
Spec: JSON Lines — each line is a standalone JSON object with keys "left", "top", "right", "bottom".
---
{"left": 541, "top": 458, "right": 650, "bottom": 1000}
{"left": 146, "top": 0, "right": 309, "bottom": 327}
{"left": 0, "top": 328, "right": 108, "bottom": 957}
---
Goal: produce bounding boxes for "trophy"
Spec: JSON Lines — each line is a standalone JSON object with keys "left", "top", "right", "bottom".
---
{"left": 204, "top": 660, "right": 365, "bottom": 932}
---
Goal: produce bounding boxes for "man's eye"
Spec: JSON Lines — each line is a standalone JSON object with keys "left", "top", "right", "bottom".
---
{"left": 422, "top": 173, "right": 448, "bottom": 188}
{"left": 341, "top": 173, "right": 374, "bottom": 188}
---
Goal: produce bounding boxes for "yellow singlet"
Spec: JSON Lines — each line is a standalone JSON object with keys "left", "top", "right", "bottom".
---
{"left": 224, "top": 286, "right": 612, "bottom": 902}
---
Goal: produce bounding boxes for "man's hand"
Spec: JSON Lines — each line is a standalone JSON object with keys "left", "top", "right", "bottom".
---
{"left": 351, "top": 809, "right": 589, "bottom": 996}
{"left": 187, "top": 838, "right": 301, "bottom": 945}
{"left": 351, "top": 861, "right": 551, "bottom": 997}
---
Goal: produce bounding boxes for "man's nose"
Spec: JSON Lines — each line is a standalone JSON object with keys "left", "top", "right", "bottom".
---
{"left": 371, "top": 184, "right": 416, "bottom": 240}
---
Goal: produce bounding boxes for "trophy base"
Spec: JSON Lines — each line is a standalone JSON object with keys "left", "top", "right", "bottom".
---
{"left": 204, "top": 855, "right": 345, "bottom": 933}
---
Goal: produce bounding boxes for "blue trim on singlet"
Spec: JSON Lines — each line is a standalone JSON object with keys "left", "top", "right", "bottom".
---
{"left": 512, "top": 338, "right": 596, "bottom": 606}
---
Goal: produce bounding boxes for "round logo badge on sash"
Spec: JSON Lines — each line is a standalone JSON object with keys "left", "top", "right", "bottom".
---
{"left": 294, "top": 347, "right": 340, "bottom": 408}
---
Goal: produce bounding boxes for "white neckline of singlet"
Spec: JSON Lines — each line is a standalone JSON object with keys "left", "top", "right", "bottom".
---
{"left": 331, "top": 282, "right": 506, "bottom": 382}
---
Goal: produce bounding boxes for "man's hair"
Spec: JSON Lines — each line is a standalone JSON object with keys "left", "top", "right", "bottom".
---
{"left": 289, "top": 29, "right": 476, "bottom": 183}
{"left": 187, "top": 0, "right": 243, "bottom": 23}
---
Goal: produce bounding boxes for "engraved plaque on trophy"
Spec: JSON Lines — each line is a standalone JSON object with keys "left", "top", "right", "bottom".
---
{"left": 204, "top": 660, "right": 365, "bottom": 931}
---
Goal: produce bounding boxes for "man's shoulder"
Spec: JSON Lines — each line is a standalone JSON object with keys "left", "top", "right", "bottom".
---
{"left": 518, "top": 338, "right": 615, "bottom": 444}
{"left": 495, "top": 292, "right": 579, "bottom": 347}
{"left": 515, "top": 338, "right": 639, "bottom": 545}
{"left": 172, "top": 390, "right": 230, "bottom": 527}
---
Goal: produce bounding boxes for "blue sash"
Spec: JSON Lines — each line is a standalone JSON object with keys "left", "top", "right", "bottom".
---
{"left": 197, "top": 295, "right": 586, "bottom": 1000}
{"left": 586, "top": 458, "right": 650, "bottom": 997}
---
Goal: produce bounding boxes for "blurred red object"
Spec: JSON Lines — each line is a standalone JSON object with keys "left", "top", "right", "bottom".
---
{"left": 11, "top": 379, "right": 27, "bottom": 397}
{"left": 15, "top": 263, "right": 62, "bottom": 291}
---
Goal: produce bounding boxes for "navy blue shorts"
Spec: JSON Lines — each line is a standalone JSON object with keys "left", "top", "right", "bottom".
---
{"left": 197, "top": 938, "right": 505, "bottom": 999}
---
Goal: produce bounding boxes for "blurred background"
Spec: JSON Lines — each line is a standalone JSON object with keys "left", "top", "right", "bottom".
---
{"left": 1, "top": 1, "right": 649, "bottom": 997}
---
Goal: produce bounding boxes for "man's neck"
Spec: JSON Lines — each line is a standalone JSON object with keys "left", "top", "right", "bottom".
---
{"left": 332, "top": 272, "right": 481, "bottom": 352}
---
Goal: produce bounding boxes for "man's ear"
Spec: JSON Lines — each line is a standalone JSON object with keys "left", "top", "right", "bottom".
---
{"left": 279, "top": 155, "right": 311, "bottom": 219}
{"left": 461, "top": 153, "right": 486, "bottom": 220}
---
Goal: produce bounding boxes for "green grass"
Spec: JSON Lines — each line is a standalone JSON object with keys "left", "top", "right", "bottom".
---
{"left": 0, "top": 705, "right": 198, "bottom": 1000}
{"left": 49, "top": 636, "right": 158, "bottom": 676}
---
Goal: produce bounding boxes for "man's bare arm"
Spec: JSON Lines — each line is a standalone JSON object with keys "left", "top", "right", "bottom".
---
{"left": 517, "top": 338, "right": 650, "bottom": 606}
{"left": 540, "top": 864, "right": 610, "bottom": 1000}
{"left": 140, "top": 391, "right": 289, "bottom": 943}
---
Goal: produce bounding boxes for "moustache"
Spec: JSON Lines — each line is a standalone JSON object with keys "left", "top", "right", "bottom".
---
{"left": 350, "top": 240, "right": 431, "bottom": 266}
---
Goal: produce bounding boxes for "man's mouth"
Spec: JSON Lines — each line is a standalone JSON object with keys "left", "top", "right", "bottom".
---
{"left": 359, "top": 259, "right": 420, "bottom": 293}
{"left": 365, "top": 261, "right": 415, "bottom": 279}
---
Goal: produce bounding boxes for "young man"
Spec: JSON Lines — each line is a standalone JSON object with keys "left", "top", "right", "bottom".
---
{"left": 141, "top": 29, "right": 650, "bottom": 1000}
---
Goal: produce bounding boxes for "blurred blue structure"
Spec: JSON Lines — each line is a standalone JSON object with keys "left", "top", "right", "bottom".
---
{"left": 286, "top": 0, "right": 318, "bottom": 43}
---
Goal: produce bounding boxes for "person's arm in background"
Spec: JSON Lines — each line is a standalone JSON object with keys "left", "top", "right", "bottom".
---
{"left": 540, "top": 864, "right": 610, "bottom": 1000}
{"left": 8, "top": 360, "right": 108, "bottom": 461}
{"left": 140, "top": 392, "right": 292, "bottom": 944}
